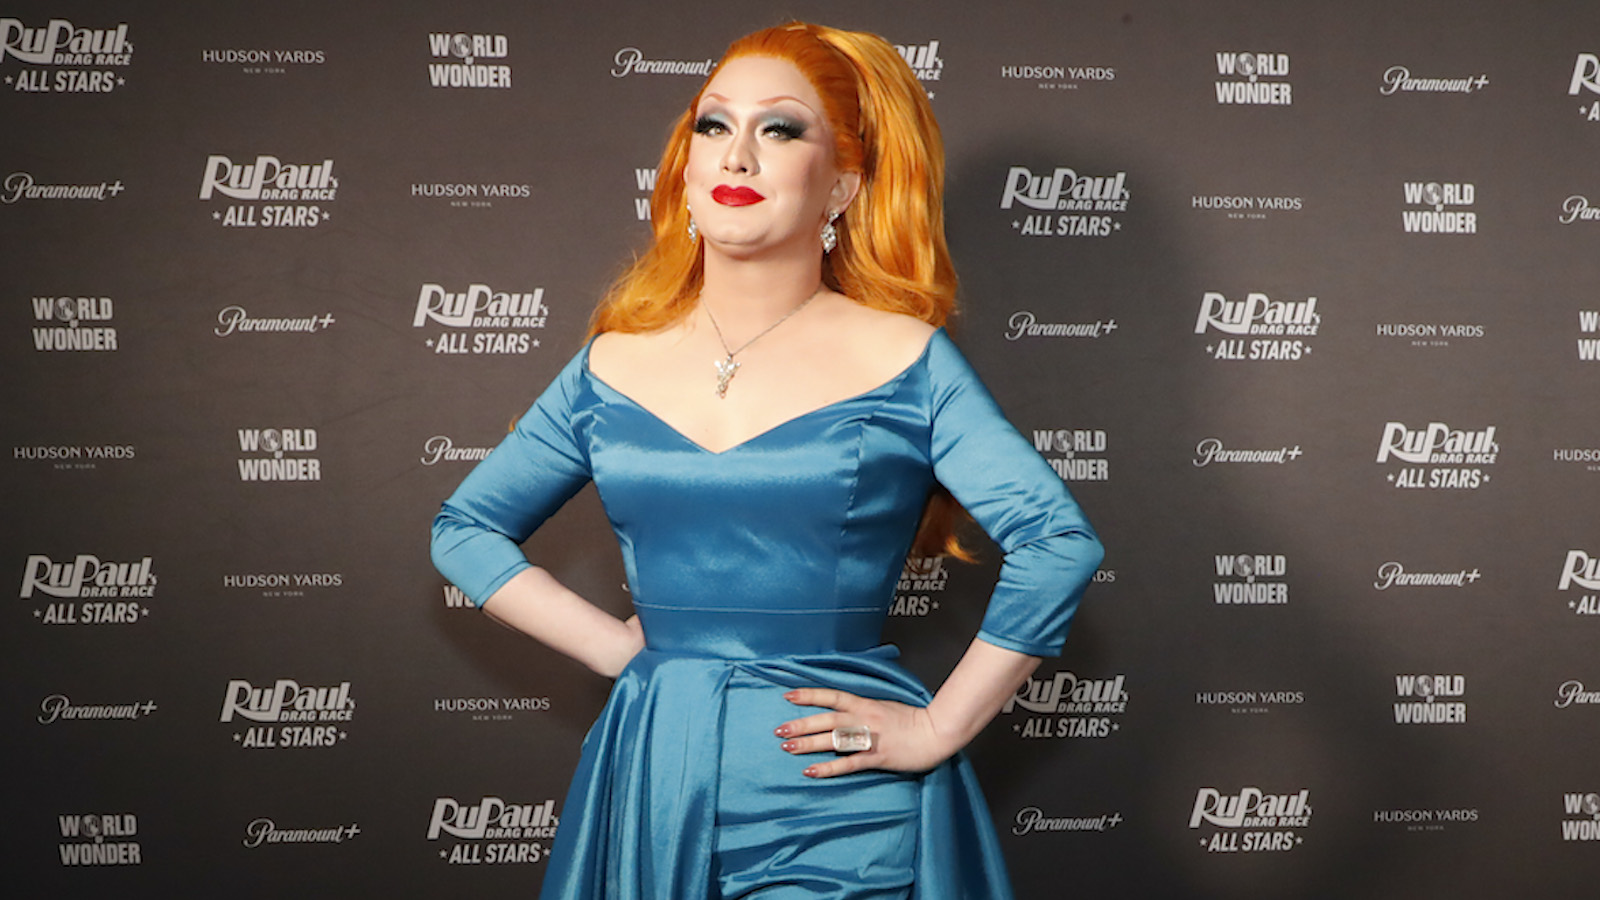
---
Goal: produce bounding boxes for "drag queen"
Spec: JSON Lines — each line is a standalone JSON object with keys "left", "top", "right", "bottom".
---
{"left": 431, "top": 22, "right": 1103, "bottom": 898}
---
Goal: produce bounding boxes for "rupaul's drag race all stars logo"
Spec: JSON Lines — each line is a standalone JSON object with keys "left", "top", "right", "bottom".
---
{"left": 429, "top": 796, "right": 558, "bottom": 864}
{"left": 1, "top": 17, "right": 132, "bottom": 93}
{"left": 1570, "top": 54, "right": 1600, "bottom": 121}
{"left": 22, "top": 553, "right": 154, "bottom": 624}
{"left": 1003, "top": 670, "right": 1127, "bottom": 739}
{"left": 1560, "top": 549, "right": 1600, "bottom": 616}
{"left": 1190, "top": 786, "right": 1310, "bottom": 852}
{"left": 200, "top": 154, "right": 336, "bottom": 228}
{"left": 220, "top": 678, "right": 354, "bottom": 749}
{"left": 413, "top": 282, "right": 548, "bottom": 355}
{"left": 1377, "top": 420, "right": 1497, "bottom": 490}
{"left": 1000, "top": 165, "right": 1128, "bottom": 237}
{"left": 1194, "top": 291, "right": 1319, "bottom": 362}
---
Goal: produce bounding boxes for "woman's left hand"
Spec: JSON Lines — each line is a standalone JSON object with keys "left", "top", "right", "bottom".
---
{"left": 775, "top": 688, "right": 962, "bottom": 777}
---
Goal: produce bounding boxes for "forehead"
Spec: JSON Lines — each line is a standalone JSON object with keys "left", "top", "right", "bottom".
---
{"left": 700, "top": 55, "right": 824, "bottom": 112}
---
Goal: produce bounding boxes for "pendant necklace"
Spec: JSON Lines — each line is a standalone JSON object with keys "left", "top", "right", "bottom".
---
{"left": 702, "top": 288, "right": 821, "bottom": 399}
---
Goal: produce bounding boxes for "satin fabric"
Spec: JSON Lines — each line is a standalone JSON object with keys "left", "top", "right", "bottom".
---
{"left": 432, "top": 329, "right": 1103, "bottom": 898}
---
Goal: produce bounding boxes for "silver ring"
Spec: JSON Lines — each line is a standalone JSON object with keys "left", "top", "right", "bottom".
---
{"left": 831, "top": 725, "right": 872, "bottom": 753}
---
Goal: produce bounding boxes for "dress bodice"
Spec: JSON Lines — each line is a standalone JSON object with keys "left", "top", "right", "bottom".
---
{"left": 431, "top": 328, "right": 1102, "bottom": 660}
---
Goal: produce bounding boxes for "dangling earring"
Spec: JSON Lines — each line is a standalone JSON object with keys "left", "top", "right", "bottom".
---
{"left": 686, "top": 206, "right": 699, "bottom": 241}
{"left": 821, "top": 210, "right": 839, "bottom": 254}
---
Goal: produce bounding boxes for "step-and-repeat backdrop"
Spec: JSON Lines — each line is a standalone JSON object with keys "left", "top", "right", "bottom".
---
{"left": 4, "top": 1, "right": 1598, "bottom": 897}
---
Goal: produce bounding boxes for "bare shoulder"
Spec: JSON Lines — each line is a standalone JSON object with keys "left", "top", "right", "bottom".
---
{"left": 588, "top": 326, "right": 677, "bottom": 381}
{"left": 816, "top": 297, "right": 938, "bottom": 370}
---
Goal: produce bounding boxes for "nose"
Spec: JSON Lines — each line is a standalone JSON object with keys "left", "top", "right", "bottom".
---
{"left": 721, "top": 130, "right": 757, "bottom": 175}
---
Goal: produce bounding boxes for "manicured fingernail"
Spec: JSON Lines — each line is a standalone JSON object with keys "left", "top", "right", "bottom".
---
{"left": 781, "top": 741, "right": 796, "bottom": 752}
{"left": 783, "top": 691, "right": 798, "bottom": 701}
{"left": 803, "top": 766, "right": 819, "bottom": 778}
{"left": 774, "top": 725, "right": 789, "bottom": 737}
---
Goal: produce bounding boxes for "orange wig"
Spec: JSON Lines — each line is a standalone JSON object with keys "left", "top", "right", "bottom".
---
{"left": 589, "top": 22, "right": 969, "bottom": 559}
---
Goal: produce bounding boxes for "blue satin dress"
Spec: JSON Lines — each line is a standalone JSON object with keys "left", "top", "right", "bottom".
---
{"left": 431, "top": 328, "right": 1103, "bottom": 899}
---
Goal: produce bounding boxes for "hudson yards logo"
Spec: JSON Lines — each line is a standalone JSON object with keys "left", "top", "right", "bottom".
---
{"left": 1562, "top": 793, "right": 1600, "bottom": 841}
{"left": 1374, "top": 561, "right": 1481, "bottom": 591}
{"left": 15, "top": 443, "right": 134, "bottom": 470}
{"left": 1380, "top": 66, "right": 1488, "bottom": 95}
{"left": 22, "top": 554, "right": 154, "bottom": 625}
{"left": 1570, "top": 54, "right": 1600, "bottom": 121}
{"left": 1032, "top": 428, "right": 1109, "bottom": 483}
{"left": 1394, "top": 674, "right": 1467, "bottom": 724}
{"left": 411, "top": 181, "right": 530, "bottom": 209}
{"left": 1190, "top": 786, "right": 1310, "bottom": 852}
{"left": 1196, "top": 689, "right": 1304, "bottom": 716}
{"left": 243, "top": 818, "right": 360, "bottom": 848}
{"left": 1195, "top": 291, "right": 1318, "bottom": 361}
{"left": 1000, "top": 60, "right": 1115, "bottom": 92}
{"left": 201, "top": 47, "right": 325, "bottom": 75}
{"left": 1193, "top": 438, "right": 1303, "bottom": 467}
{"left": 1, "top": 18, "right": 132, "bottom": 92}
{"left": 1373, "top": 806, "right": 1479, "bottom": 832}
{"left": 221, "top": 678, "right": 354, "bottom": 748}
{"left": 891, "top": 555, "right": 948, "bottom": 617}
{"left": 57, "top": 813, "right": 140, "bottom": 866}
{"left": 435, "top": 696, "right": 550, "bottom": 722}
{"left": 421, "top": 435, "right": 494, "bottom": 466}
{"left": 1375, "top": 320, "right": 1484, "bottom": 349}
{"left": 215, "top": 306, "right": 334, "bottom": 337}
{"left": 31, "top": 295, "right": 116, "bottom": 351}
{"left": 430, "top": 797, "right": 558, "bottom": 865}
{"left": 1003, "top": 670, "right": 1127, "bottom": 740}
{"left": 610, "top": 47, "right": 713, "bottom": 78}
{"left": 1402, "top": 182, "right": 1477, "bottom": 234}
{"left": 1214, "top": 52, "right": 1290, "bottom": 105}
{"left": 201, "top": 155, "right": 336, "bottom": 228}
{"left": 1377, "top": 421, "right": 1497, "bottom": 490}
{"left": 1005, "top": 312, "right": 1117, "bottom": 341}
{"left": 1560, "top": 550, "right": 1600, "bottom": 616}
{"left": 1001, "top": 166, "right": 1128, "bottom": 237}
{"left": 39, "top": 694, "right": 156, "bottom": 724}
{"left": 1213, "top": 554, "right": 1288, "bottom": 606}
{"left": 1191, "top": 193, "right": 1303, "bottom": 221}
{"left": 427, "top": 32, "right": 510, "bottom": 88}
{"left": 2, "top": 172, "right": 123, "bottom": 203}
{"left": 414, "top": 283, "right": 548, "bottom": 355}
{"left": 1012, "top": 807, "right": 1122, "bottom": 835}
{"left": 222, "top": 571, "right": 342, "bottom": 599}
{"left": 237, "top": 428, "right": 322, "bottom": 482}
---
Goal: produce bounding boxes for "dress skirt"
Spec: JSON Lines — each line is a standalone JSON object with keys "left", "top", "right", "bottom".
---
{"left": 537, "top": 646, "right": 1016, "bottom": 900}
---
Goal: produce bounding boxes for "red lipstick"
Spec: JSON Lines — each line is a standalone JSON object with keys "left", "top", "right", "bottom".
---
{"left": 712, "top": 185, "right": 765, "bottom": 207}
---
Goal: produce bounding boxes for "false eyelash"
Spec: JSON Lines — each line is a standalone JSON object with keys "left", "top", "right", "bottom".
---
{"left": 763, "top": 120, "right": 806, "bottom": 140}
{"left": 693, "top": 115, "right": 725, "bottom": 134}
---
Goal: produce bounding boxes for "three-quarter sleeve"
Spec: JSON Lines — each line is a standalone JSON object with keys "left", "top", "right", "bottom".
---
{"left": 429, "top": 349, "right": 594, "bottom": 607}
{"left": 926, "top": 332, "right": 1104, "bottom": 657}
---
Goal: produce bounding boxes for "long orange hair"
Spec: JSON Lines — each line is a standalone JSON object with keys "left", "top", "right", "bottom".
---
{"left": 589, "top": 22, "right": 970, "bottom": 560}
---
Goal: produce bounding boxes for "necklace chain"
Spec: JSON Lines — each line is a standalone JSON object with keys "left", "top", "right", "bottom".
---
{"left": 703, "top": 288, "right": 821, "bottom": 399}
